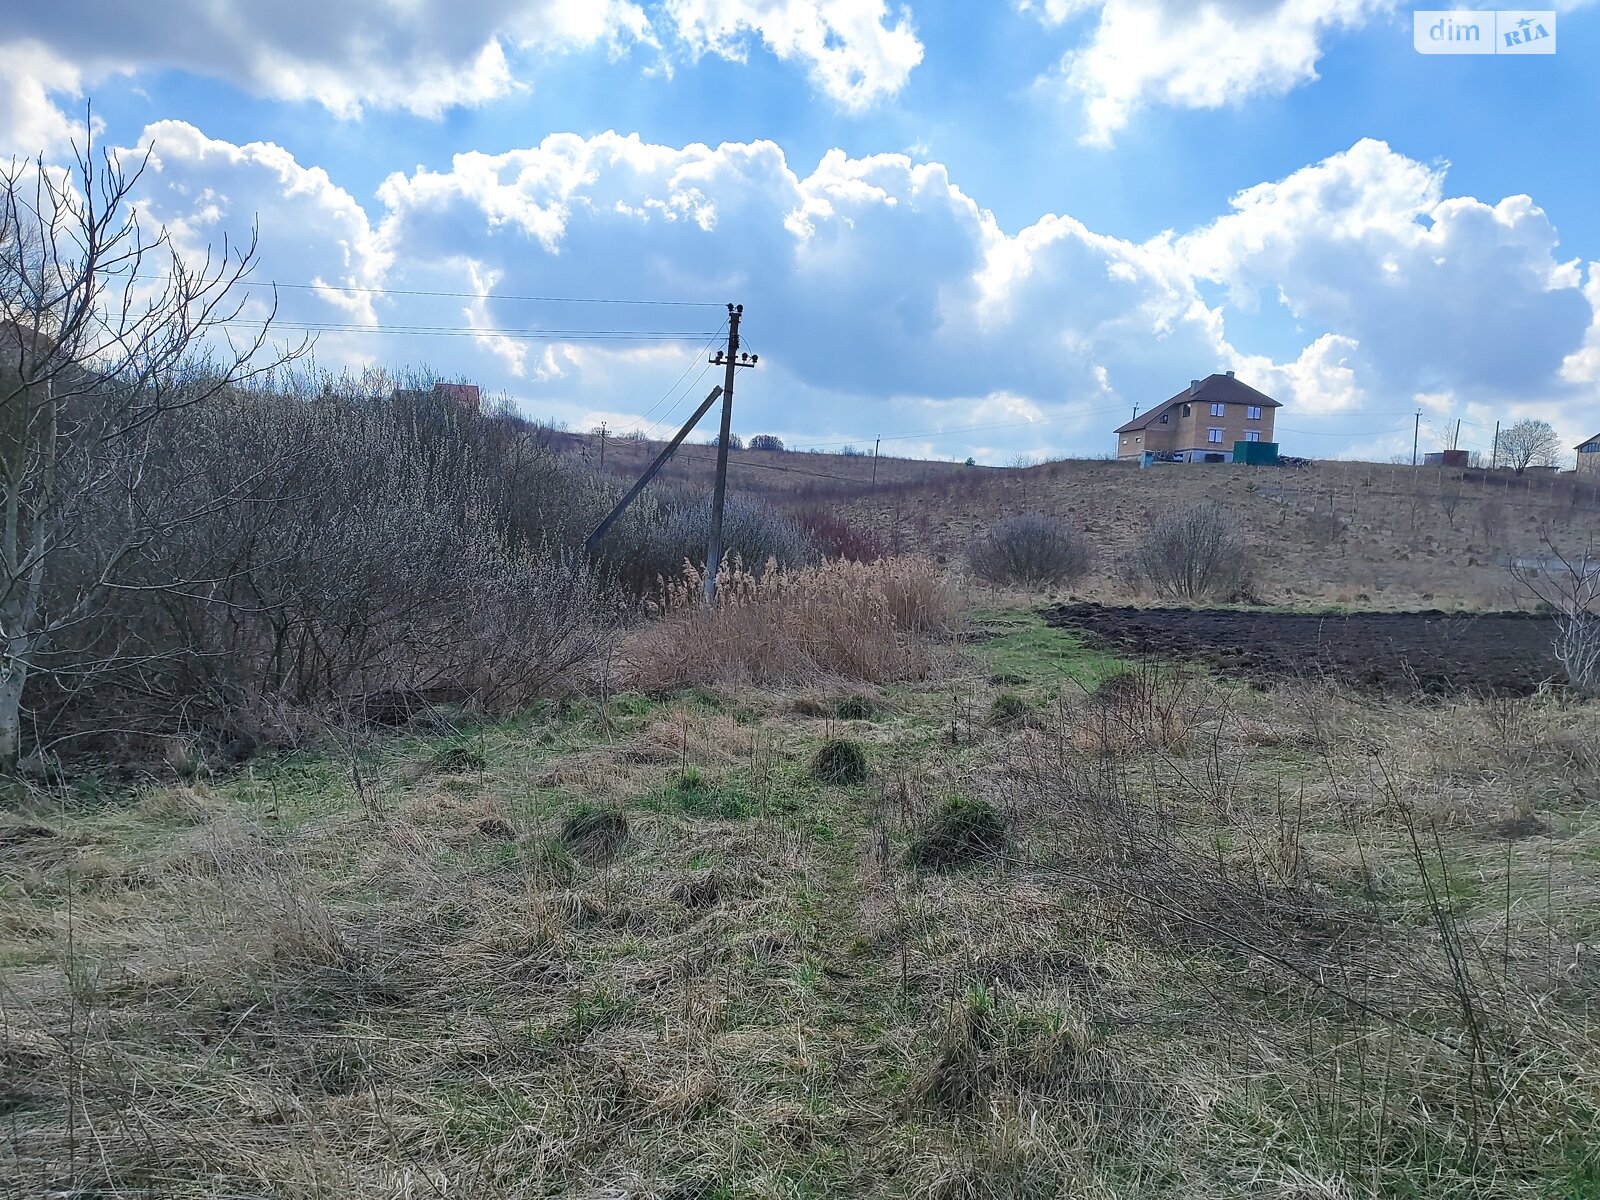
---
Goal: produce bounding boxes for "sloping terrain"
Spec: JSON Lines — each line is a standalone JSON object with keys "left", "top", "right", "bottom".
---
{"left": 553, "top": 430, "right": 1596, "bottom": 611}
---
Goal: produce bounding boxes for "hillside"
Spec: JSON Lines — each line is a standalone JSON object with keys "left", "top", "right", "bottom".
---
{"left": 547, "top": 429, "right": 992, "bottom": 500}
{"left": 553, "top": 430, "right": 1595, "bottom": 609}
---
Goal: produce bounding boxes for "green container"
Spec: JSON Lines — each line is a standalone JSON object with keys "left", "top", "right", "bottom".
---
{"left": 1234, "top": 440, "right": 1279, "bottom": 466}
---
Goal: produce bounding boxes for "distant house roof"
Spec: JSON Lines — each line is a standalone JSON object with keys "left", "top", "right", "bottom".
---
{"left": 393, "top": 381, "right": 482, "bottom": 413}
{"left": 1577, "top": 433, "right": 1600, "bottom": 450}
{"left": 1114, "top": 373, "right": 1282, "bottom": 435}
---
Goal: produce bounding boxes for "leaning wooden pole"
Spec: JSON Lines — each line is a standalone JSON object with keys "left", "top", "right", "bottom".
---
{"left": 583, "top": 385, "right": 723, "bottom": 552}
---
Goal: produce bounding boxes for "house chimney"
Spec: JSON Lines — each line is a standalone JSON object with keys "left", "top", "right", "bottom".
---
{"left": 1226, "top": 370, "right": 1235, "bottom": 378}
{"left": 1190, "top": 379, "right": 1201, "bottom": 390}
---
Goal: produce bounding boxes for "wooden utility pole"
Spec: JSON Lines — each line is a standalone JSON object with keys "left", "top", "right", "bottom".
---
{"left": 1452, "top": 418, "right": 1461, "bottom": 451}
{"left": 1492, "top": 420, "right": 1501, "bottom": 469}
{"left": 872, "top": 437, "right": 881, "bottom": 487}
{"left": 599, "top": 422, "right": 607, "bottom": 472}
{"left": 703, "top": 304, "right": 757, "bottom": 602}
{"left": 1412, "top": 410, "right": 1421, "bottom": 466}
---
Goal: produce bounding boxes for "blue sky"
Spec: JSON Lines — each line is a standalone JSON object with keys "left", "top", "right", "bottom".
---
{"left": 4, "top": 1, "right": 1598, "bottom": 463}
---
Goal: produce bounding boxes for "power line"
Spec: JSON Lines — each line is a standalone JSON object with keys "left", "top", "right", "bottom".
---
{"left": 620, "top": 319, "right": 729, "bottom": 439}
{"left": 142, "top": 274, "right": 720, "bottom": 307}
{"left": 221, "top": 320, "right": 717, "bottom": 342}
{"left": 673, "top": 448, "right": 872, "bottom": 486}
{"left": 798, "top": 400, "right": 1136, "bottom": 449}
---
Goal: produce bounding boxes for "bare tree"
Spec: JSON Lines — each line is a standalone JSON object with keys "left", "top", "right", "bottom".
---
{"left": 1438, "top": 478, "right": 1465, "bottom": 530}
{"left": 1498, "top": 419, "right": 1564, "bottom": 475}
{"left": 0, "top": 119, "right": 297, "bottom": 788}
{"left": 1510, "top": 536, "right": 1599, "bottom": 689}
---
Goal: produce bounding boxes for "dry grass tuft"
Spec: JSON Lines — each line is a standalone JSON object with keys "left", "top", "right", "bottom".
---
{"left": 811, "top": 737, "right": 869, "bottom": 785}
{"left": 626, "top": 556, "right": 961, "bottom": 689}
{"left": 561, "top": 806, "right": 630, "bottom": 866}
{"left": 906, "top": 797, "right": 1007, "bottom": 871}
{"left": 134, "top": 782, "right": 225, "bottom": 824}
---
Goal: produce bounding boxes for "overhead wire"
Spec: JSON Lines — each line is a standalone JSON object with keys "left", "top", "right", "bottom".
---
{"left": 140, "top": 273, "right": 721, "bottom": 307}
{"left": 618, "top": 318, "right": 729, "bottom": 439}
{"left": 222, "top": 319, "right": 718, "bottom": 342}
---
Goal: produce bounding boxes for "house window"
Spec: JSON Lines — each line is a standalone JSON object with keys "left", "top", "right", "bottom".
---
{"left": 1181, "top": 403, "right": 1191, "bottom": 418}
{"left": 1160, "top": 413, "right": 1170, "bottom": 424}
{"left": 1244, "top": 431, "right": 1261, "bottom": 443}
{"left": 1210, "top": 402, "right": 1226, "bottom": 417}
{"left": 1207, "top": 428, "right": 1224, "bottom": 444}
{"left": 1247, "top": 405, "right": 1262, "bottom": 420}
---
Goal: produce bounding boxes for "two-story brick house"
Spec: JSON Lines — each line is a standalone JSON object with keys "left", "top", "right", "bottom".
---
{"left": 1114, "top": 373, "right": 1281, "bottom": 462}
{"left": 1576, "top": 433, "right": 1600, "bottom": 476}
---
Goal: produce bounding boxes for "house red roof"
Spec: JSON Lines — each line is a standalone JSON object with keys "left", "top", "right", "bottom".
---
{"left": 1115, "top": 373, "right": 1281, "bottom": 435}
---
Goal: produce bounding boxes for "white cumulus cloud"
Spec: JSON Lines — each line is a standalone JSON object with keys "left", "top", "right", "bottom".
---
{"left": 78, "top": 126, "right": 1600, "bottom": 462}
{"left": 0, "top": 1, "right": 926, "bottom": 154}
{"left": 664, "top": 0, "right": 924, "bottom": 110}
{"left": 1023, "top": 0, "right": 1394, "bottom": 145}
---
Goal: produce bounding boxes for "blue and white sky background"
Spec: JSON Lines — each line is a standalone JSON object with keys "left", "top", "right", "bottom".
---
{"left": 5, "top": 1, "right": 1599, "bottom": 463}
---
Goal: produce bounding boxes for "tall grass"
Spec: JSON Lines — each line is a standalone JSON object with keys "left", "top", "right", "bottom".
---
{"left": 627, "top": 556, "right": 961, "bottom": 689}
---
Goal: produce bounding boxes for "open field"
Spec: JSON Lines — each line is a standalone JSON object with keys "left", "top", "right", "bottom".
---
{"left": 1046, "top": 604, "right": 1566, "bottom": 696}
{"left": 554, "top": 430, "right": 1597, "bottom": 611}
{"left": 5, "top": 607, "right": 1599, "bottom": 1198}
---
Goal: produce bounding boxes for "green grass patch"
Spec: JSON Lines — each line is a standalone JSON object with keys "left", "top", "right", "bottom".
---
{"left": 974, "top": 607, "right": 1129, "bottom": 690}
{"left": 647, "top": 766, "right": 761, "bottom": 820}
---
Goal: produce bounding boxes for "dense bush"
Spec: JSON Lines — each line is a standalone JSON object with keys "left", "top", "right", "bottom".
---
{"left": 46, "top": 374, "right": 617, "bottom": 752}
{"left": 966, "top": 514, "right": 1092, "bottom": 589}
{"left": 595, "top": 487, "right": 816, "bottom": 599}
{"left": 748, "top": 434, "right": 785, "bottom": 451}
{"left": 1124, "top": 502, "right": 1254, "bottom": 601}
{"left": 795, "top": 509, "right": 887, "bottom": 562}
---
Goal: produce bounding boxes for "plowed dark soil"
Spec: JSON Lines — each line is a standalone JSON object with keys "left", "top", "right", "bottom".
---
{"left": 1043, "top": 604, "right": 1564, "bottom": 696}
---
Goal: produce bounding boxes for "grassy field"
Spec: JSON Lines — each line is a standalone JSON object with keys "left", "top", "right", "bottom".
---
{"left": 4, "top": 608, "right": 1599, "bottom": 1198}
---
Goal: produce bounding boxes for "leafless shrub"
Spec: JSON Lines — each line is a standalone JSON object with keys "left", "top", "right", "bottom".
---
{"left": 593, "top": 485, "right": 815, "bottom": 598}
{"left": 35, "top": 372, "right": 616, "bottom": 756}
{"left": 1478, "top": 497, "right": 1506, "bottom": 546}
{"left": 966, "top": 514, "right": 1092, "bottom": 589}
{"left": 1124, "top": 502, "right": 1254, "bottom": 601}
{"left": 1510, "top": 536, "right": 1600, "bottom": 689}
{"left": 1302, "top": 509, "right": 1346, "bottom": 546}
{"left": 0, "top": 116, "right": 305, "bottom": 785}
{"left": 1439, "top": 479, "right": 1466, "bottom": 529}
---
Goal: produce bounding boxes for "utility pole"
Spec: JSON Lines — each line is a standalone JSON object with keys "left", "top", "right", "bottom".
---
{"left": 1452, "top": 418, "right": 1461, "bottom": 451}
{"left": 599, "top": 422, "right": 606, "bottom": 472}
{"left": 1492, "top": 420, "right": 1501, "bottom": 469}
{"left": 703, "top": 303, "right": 757, "bottom": 602}
{"left": 1412, "top": 410, "right": 1421, "bottom": 467}
{"left": 871, "top": 437, "right": 881, "bottom": 487}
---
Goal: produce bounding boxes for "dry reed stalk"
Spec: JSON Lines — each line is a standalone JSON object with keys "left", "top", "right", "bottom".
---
{"left": 627, "top": 556, "right": 961, "bottom": 690}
